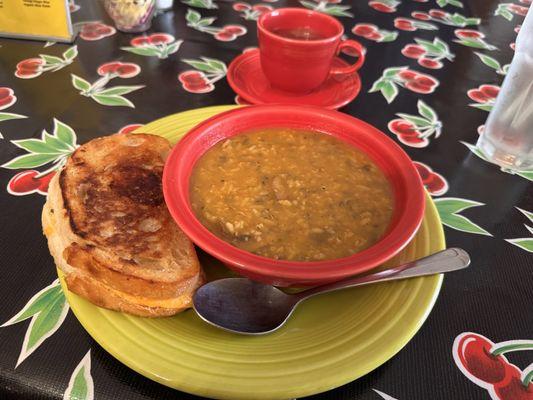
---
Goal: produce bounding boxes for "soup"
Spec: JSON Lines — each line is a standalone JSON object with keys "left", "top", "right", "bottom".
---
{"left": 189, "top": 128, "right": 394, "bottom": 261}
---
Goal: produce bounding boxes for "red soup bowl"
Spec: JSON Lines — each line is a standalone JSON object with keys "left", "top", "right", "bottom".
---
{"left": 163, "top": 105, "right": 425, "bottom": 287}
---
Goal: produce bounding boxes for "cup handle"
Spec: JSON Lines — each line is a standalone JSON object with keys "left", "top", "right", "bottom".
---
{"left": 330, "top": 40, "right": 365, "bottom": 75}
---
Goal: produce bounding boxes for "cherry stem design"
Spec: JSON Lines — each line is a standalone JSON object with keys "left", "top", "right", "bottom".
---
{"left": 205, "top": 73, "right": 225, "bottom": 85}
{"left": 86, "top": 74, "right": 116, "bottom": 95}
{"left": 523, "top": 367, "right": 533, "bottom": 388}
{"left": 491, "top": 342, "right": 533, "bottom": 356}
{"left": 35, "top": 157, "right": 68, "bottom": 179}
{"left": 418, "top": 125, "right": 438, "bottom": 139}
{"left": 491, "top": 342, "right": 533, "bottom": 387}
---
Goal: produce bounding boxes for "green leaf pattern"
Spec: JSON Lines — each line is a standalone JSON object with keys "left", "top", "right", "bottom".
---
{"left": 495, "top": 3, "right": 524, "bottom": 21}
{"left": 392, "top": 100, "right": 442, "bottom": 142}
{"left": 64, "top": 351, "right": 94, "bottom": 400}
{"left": 15, "top": 46, "right": 78, "bottom": 79}
{"left": 71, "top": 67, "right": 144, "bottom": 108}
{"left": 182, "top": 57, "right": 227, "bottom": 74}
{"left": 182, "top": 0, "right": 217, "bottom": 9}
{"left": 185, "top": 8, "right": 247, "bottom": 37}
{"left": 300, "top": 0, "right": 353, "bottom": 17}
{"left": 454, "top": 35, "right": 497, "bottom": 51}
{"left": 369, "top": 67, "right": 439, "bottom": 103}
{"left": 2, "top": 119, "right": 78, "bottom": 172}
{"left": 437, "top": 0, "right": 463, "bottom": 8}
{"left": 0, "top": 88, "right": 27, "bottom": 139}
{"left": 0, "top": 0, "right": 530, "bottom": 394}
{"left": 505, "top": 208, "right": 533, "bottom": 253}
{"left": 474, "top": 53, "right": 508, "bottom": 74}
{"left": 374, "top": 389, "right": 398, "bottom": 400}
{"left": 1, "top": 280, "right": 69, "bottom": 367}
{"left": 435, "top": 198, "right": 492, "bottom": 236}
{"left": 122, "top": 37, "right": 183, "bottom": 59}
{"left": 430, "top": 11, "right": 480, "bottom": 27}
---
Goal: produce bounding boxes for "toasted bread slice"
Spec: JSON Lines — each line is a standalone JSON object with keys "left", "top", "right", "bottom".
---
{"left": 42, "top": 133, "right": 204, "bottom": 317}
{"left": 59, "top": 133, "right": 197, "bottom": 283}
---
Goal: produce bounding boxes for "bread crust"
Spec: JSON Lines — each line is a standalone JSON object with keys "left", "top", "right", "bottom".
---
{"left": 42, "top": 133, "right": 204, "bottom": 317}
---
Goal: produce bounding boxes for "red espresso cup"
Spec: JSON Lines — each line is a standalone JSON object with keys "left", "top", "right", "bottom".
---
{"left": 257, "top": 8, "right": 365, "bottom": 93}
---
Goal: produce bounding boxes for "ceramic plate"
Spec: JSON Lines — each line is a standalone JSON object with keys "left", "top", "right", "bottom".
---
{"left": 58, "top": 105, "right": 444, "bottom": 400}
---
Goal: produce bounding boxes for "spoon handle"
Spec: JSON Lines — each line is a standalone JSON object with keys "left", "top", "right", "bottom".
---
{"left": 295, "top": 248, "right": 470, "bottom": 301}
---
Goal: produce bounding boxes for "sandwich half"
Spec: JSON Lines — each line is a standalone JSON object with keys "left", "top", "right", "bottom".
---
{"left": 42, "top": 133, "right": 204, "bottom": 317}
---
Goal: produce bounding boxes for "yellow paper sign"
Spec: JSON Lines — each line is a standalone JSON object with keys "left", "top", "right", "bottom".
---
{"left": 0, "top": 0, "right": 73, "bottom": 42}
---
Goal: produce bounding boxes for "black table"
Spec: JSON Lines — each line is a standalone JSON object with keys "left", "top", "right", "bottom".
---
{"left": 0, "top": 0, "right": 532, "bottom": 399}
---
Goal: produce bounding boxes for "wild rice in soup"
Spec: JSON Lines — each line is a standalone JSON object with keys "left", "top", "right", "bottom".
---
{"left": 190, "top": 128, "right": 394, "bottom": 261}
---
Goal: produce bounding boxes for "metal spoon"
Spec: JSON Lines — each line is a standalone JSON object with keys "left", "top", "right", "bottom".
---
{"left": 193, "top": 248, "right": 470, "bottom": 335}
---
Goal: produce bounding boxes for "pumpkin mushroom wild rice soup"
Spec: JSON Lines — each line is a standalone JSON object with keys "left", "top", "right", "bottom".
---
{"left": 189, "top": 128, "right": 394, "bottom": 261}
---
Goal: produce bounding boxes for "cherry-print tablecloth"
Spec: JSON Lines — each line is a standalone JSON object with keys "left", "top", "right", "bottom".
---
{"left": 0, "top": 0, "right": 532, "bottom": 399}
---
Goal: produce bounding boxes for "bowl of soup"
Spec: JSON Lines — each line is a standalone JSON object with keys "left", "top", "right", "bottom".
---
{"left": 163, "top": 105, "right": 425, "bottom": 286}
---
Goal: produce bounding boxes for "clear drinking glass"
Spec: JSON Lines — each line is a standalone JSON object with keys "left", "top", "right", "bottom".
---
{"left": 155, "top": 0, "right": 174, "bottom": 11}
{"left": 476, "top": 8, "right": 533, "bottom": 172}
{"left": 103, "top": 0, "right": 155, "bottom": 33}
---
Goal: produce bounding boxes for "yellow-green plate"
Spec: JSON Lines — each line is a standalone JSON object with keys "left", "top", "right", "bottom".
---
{"left": 58, "top": 105, "right": 445, "bottom": 400}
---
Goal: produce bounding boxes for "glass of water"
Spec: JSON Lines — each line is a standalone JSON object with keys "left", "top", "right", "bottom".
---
{"left": 476, "top": 8, "right": 533, "bottom": 172}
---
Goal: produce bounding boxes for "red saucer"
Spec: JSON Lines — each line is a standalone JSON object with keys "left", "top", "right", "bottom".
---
{"left": 227, "top": 49, "right": 361, "bottom": 110}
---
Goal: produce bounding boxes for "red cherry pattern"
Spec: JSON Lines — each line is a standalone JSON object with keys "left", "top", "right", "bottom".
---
{"left": 398, "top": 69, "right": 439, "bottom": 94}
{"left": 494, "top": 368, "right": 533, "bottom": 400}
{"left": 401, "top": 44, "right": 426, "bottom": 59}
{"left": 394, "top": 18, "right": 416, "bottom": 31}
{"left": 412, "top": 11, "right": 430, "bottom": 20}
{"left": 353, "top": 23, "right": 378, "bottom": 36}
{"left": 213, "top": 25, "right": 247, "bottom": 41}
{"left": 252, "top": 4, "right": 272, "bottom": 14}
{"left": 418, "top": 58, "right": 442, "bottom": 69}
{"left": 369, "top": 1, "right": 396, "bottom": 13}
{"left": 0, "top": 87, "right": 17, "bottom": 110}
{"left": 15, "top": 58, "right": 45, "bottom": 79}
{"left": 79, "top": 22, "right": 116, "bottom": 41}
{"left": 233, "top": 2, "right": 271, "bottom": 21}
{"left": 178, "top": 70, "right": 215, "bottom": 93}
{"left": 214, "top": 31, "right": 235, "bottom": 41}
{"left": 428, "top": 9, "right": 447, "bottom": 19}
{"left": 508, "top": 4, "right": 529, "bottom": 16}
{"left": 232, "top": 2, "right": 250, "bottom": 11}
{"left": 455, "top": 29, "right": 485, "bottom": 39}
{"left": 130, "top": 33, "right": 174, "bottom": 47}
{"left": 97, "top": 62, "right": 141, "bottom": 78}
{"left": 468, "top": 84, "right": 500, "bottom": 104}
{"left": 7, "top": 170, "right": 56, "bottom": 196}
{"left": 130, "top": 36, "right": 151, "bottom": 47}
{"left": 413, "top": 162, "right": 449, "bottom": 196}
{"left": 454, "top": 333, "right": 533, "bottom": 400}
{"left": 37, "top": 172, "right": 55, "bottom": 193}
{"left": 388, "top": 119, "right": 429, "bottom": 148}
{"left": 150, "top": 33, "right": 174, "bottom": 45}
{"left": 455, "top": 333, "right": 511, "bottom": 384}
{"left": 352, "top": 23, "right": 386, "bottom": 41}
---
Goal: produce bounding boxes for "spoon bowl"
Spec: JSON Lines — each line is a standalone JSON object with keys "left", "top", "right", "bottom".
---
{"left": 193, "top": 248, "right": 471, "bottom": 335}
{"left": 193, "top": 278, "right": 296, "bottom": 334}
